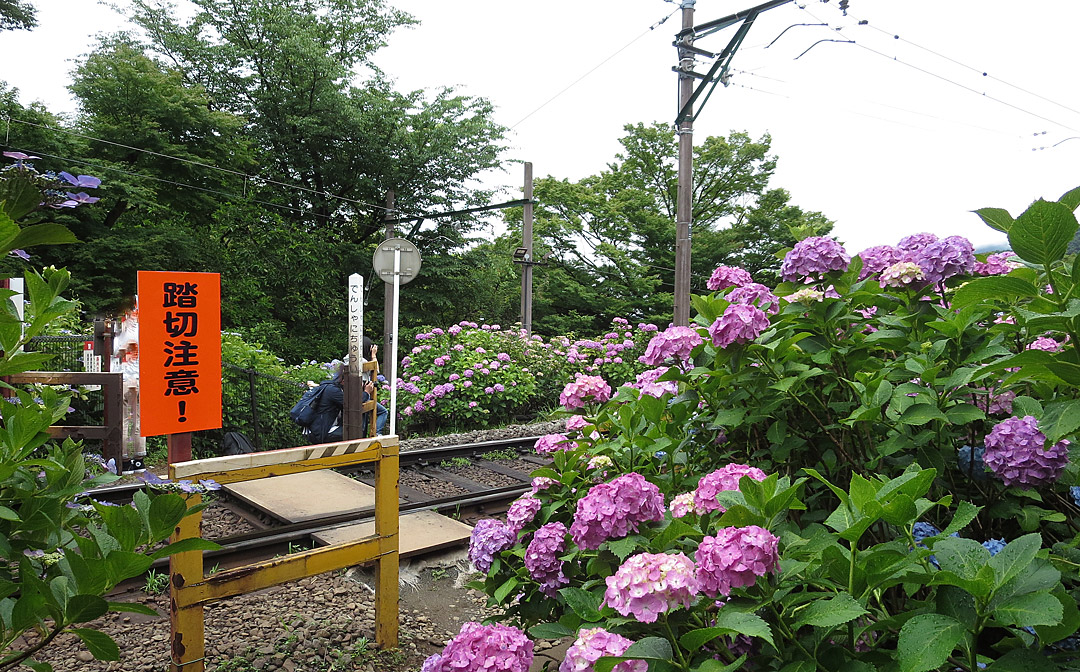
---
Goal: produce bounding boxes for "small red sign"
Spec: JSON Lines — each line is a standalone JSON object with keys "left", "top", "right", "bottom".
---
{"left": 138, "top": 271, "right": 222, "bottom": 436}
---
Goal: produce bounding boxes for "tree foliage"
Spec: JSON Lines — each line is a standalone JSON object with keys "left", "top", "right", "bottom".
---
{"left": 0, "top": 0, "right": 35, "bottom": 31}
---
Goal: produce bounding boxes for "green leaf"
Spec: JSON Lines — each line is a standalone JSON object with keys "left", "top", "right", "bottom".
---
{"left": 106, "top": 601, "right": 158, "bottom": 616}
{"left": 985, "top": 648, "right": 1059, "bottom": 671}
{"left": 1059, "top": 185, "right": 1080, "bottom": 210}
{"left": 944, "top": 403, "right": 986, "bottom": 425}
{"left": 899, "top": 404, "right": 947, "bottom": 426}
{"left": 1008, "top": 199, "right": 1078, "bottom": 265}
{"left": 1035, "top": 590, "right": 1080, "bottom": 645}
{"left": 953, "top": 276, "right": 1040, "bottom": 308}
{"left": 528, "top": 622, "right": 574, "bottom": 639}
{"left": 0, "top": 506, "right": 20, "bottom": 521}
{"left": 691, "top": 656, "right": 748, "bottom": 672}
{"left": 988, "top": 533, "right": 1041, "bottom": 589}
{"left": 21, "top": 661, "right": 52, "bottom": 672}
{"left": 558, "top": 586, "right": 602, "bottom": 622}
{"left": 974, "top": 207, "right": 1014, "bottom": 233}
{"left": 1042, "top": 399, "right": 1080, "bottom": 443}
{"left": 992, "top": 591, "right": 1063, "bottom": 627}
{"left": 7, "top": 223, "right": 78, "bottom": 250}
{"left": 493, "top": 577, "right": 518, "bottom": 604}
{"left": 940, "top": 501, "right": 981, "bottom": 537}
{"left": 1045, "top": 361, "right": 1080, "bottom": 386}
{"left": 72, "top": 628, "right": 120, "bottom": 661}
{"left": 934, "top": 537, "right": 992, "bottom": 579}
{"left": 147, "top": 537, "right": 221, "bottom": 562}
{"left": 148, "top": 494, "right": 188, "bottom": 542}
{"left": 712, "top": 609, "right": 774, "bottom": 645}
{"left": 897, "top": 614, "right": 965, "bottom": 672}
{"left": 594, "top": 637, "right": 672, "bottom": 672}
{"left": 65, "top": 594, "right": 108, "bottom": 625}
{"left": 792, "top": 592, "right": 868, "bottom": 630}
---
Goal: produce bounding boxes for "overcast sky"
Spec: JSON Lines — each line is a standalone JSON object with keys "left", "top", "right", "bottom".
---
{"left": 3, "top": 0, "right": 1079, "bottom": 253}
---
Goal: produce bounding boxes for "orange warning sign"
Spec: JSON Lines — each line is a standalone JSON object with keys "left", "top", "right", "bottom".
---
{"left": 138, "top": 271, "right": 222, "bottom": 436}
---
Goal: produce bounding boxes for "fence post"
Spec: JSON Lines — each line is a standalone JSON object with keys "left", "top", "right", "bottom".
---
{"left": 247, "top": 368, "right": 261, "bottom": 451}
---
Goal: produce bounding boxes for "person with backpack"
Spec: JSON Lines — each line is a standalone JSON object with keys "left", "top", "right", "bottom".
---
{"left": 293, "top": 357, "right": 386, "bottom": 443}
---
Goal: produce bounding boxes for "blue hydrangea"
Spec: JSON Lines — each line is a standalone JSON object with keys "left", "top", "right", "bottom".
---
{"left": 982, "top": 538, "right": 1007, "bottom": 556}
{"left": 1071, "top": 486, "right": 1080, "bottom": 508}
{"left": 912, "top": 522, "right": 941, "bottom": 544}
{"left": 957, "top": 445, "right": 989, "bottom": 480}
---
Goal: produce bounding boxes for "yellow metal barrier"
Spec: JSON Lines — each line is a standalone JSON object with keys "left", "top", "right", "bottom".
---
{"left": 167, "top": 436, "right": 399, "bottom": 671}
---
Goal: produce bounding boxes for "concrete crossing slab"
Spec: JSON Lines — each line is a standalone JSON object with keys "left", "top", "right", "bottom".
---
{"left": 312, "top": 510, "right": 474, "bottom": 557}
{"left": 223, "top": 470, "right": 393, "bottom": 524}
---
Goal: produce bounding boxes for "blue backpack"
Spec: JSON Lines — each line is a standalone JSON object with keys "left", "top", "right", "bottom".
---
{"left": 290, "top": 383, "right": 328, "bottom": 429}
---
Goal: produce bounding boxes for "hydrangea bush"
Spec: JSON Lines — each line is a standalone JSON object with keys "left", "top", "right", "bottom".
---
{"left": 462, "top": 187, "right": 1080, "bottom": 672}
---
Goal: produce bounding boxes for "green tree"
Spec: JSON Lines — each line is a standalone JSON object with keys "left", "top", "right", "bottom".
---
{"left": 0, "top": 0, "right": 35, "bottom": 31}
{"left": 503, "top": 122, "right": 832, "bottom": 333}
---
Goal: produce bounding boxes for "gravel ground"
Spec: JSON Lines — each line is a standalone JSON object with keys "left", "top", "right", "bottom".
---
{"left": 20, "top": 420, "right": 564, "bottom": 672}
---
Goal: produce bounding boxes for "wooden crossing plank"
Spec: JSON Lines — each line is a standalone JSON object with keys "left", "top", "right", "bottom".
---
{"left": 312, "top": 510, "right": 473, "bottom": 557}
{"left": 223, "top": 470, "right": 396, "bottom": 524}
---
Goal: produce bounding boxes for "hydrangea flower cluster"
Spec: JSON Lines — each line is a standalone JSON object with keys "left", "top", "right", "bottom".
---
{"left": 566, "top": 415, "right": 589, "bottom": 433}
{"left": 640, "top": 326, "right": 704, "bottom": 366}
{"left": 560, "top": 628, "right": 645, "bottom": 672}
{"left": 531, "top": 476, "right": 556, "bottom": 494}
{"left": 957, "top": 445, "right": 989, "bottom": 480}
{"left": 534, "top": 433, "right": 572, "bottom": 455}
{"left": 138, "top": 471, "right": 221, "bottom": 494}
{"left": 628, "top": 366, "right": 678, "bottom": 398}
{"left": 694, "top": 525, "right": 780, "bottom": 597}
{"left": 525, "top": 522, "right": 569, "bottom": 596}
{"left": 506, "top": 493, "right": 541, "bottom": 533}
{"left": 780, "top": 236, "right": 850, "bottom": 282}
{"left": 856, "top": 245, "right": 902, "bottom": 279}
{"left": 982, "top": 538, "right": 1007, "bottom": 556}
{"left": 975, "top": 252, "right": 1021, "bottom": 276}
{"left": 570, "top": 472, "right": 665, "bottom": 549}
{"left": 984, "top": 415, "right": 1070, "bottom": 488}
{"left": 785, "top": 287, "right": 824, "bottom": 305}
{"left": 693, "top": 464, "right": 768, "bottom": 514}
{"left": 897, "top": 233, "right": 938, "bottom": 253}
{"left": 706, "top": 265, "right": 753, "bottom": 291}
{"left": 726, "top": 282, "right": 780, "bottom": 315}
{"left": 973, "top": 387, "right": 1015, "bottom": 416}
{"left": 469, "top": 519, "right": 517, "bottom": 573}
{"left": 603, "top": 552, "right": 699, "bottom": 623}
{"left": 878, "top": 261, "right": 925, "bottom": 289}
{"left": 669, "top": 492, "right": 695, "bottom": 518}
{"left": 911, "top": 235, "right": 975, "bottom": 284}
{"left": 1027, "top": 337, "right": 1063, "bottom": 353}
{"left": 422, "top": 622, "right": 533, "bottom": 672}
{"left": 708, "top": 304, "right": 770, "bottom": 349}
{"left": 560, "top": 375, "right": 613, "bottom": 410}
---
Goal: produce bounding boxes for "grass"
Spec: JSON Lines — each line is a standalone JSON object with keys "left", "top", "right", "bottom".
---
{"left": 143, "top": 569, "right": 169, "bottom": 595}
{"left": 480, "top": 448, "right": 517, "bottom": 461}
{"left": 438, "top": 456, "right": 471, "bottom": 469}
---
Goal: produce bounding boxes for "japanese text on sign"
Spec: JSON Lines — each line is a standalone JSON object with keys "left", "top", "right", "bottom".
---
{"left": 138, "top": 272, "right": 222, "bottom": 436}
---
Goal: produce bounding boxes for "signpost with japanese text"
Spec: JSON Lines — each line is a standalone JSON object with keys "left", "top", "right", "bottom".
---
{"left": 138, "top": 271, "right": 222, "bottom": 460}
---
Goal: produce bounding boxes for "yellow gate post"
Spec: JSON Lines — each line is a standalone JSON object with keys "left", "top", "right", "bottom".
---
{"left": 169, "top": 494, "right": 204, "bottom": 671}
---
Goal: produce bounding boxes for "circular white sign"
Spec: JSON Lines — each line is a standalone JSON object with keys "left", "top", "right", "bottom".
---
{"left": 372, "top": 238, "right": 422, "bottom": 285}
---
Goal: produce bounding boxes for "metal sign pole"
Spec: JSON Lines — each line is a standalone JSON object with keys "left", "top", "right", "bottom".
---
{"left": 389, "top": 249, "right": 401, "bottom": 436}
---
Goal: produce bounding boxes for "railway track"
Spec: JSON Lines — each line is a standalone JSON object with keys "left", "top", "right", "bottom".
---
{"left": 93, "top": 435, "right": 547, "bottom": 577}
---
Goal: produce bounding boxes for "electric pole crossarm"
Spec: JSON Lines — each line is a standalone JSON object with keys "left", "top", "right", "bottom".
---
{"left": 675, "top": 15, "right": 757, "bottom": 126}
{"left": 677, "top": 0, "right": 792, "bottom": 40}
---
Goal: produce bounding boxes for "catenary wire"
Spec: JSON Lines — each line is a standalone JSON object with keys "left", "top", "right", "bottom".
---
{"left": 508, "top": 7, "right": 679, "bottom": 130}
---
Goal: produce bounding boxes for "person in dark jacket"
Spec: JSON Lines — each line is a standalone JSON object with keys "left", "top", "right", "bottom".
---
{"left": 308, "top": 358, "right": 385, "bottom": 443}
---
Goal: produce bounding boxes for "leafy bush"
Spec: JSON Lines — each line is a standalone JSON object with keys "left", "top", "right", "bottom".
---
{"left": 453, "top": 188, "right": 1080, "bottom": 672}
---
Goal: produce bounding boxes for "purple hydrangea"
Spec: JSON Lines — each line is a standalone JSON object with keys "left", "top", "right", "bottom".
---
{"left": 534, "top": 433, "right": 573, "bottom": 455}
{"left": 525, "top": 522, "right": 569, "bottom": 596}
{"left": 707, "top": 265, "right": 753, "bottom": 291}
{"left": 911, "top": 235, "right": 975, "bottom": 285}
{"left": 570, "top": 472, "right": 665, "bottom": 550}
{"left": 469, "top": 519, "right": 517, "bottom": 573}
{"left": 726, "top": 282, "right": 780, "bottom": 315}
{"left": 879, "top": 261, "right": 925, "bottom": 289}
{"left": 423, "top": 622, "right": 534, "bottom": 672}
{"left": 695, "top": 525, "right": 780, "bottom": 597}
{"left": 629, "top": 366, "right": 678, "bottom": 398}
{"left": 708, "top": 304, "right": 769, "bottom": 349}
{"left": 1027, "top": 337, "right": 1063, "bottom": 353}
{"left": 780, "top": 236, "right": 850, "bottom": 282}
{"left": 984, "top": 415, "right": 1070, "bottom": 488}
{"left": 640, "top": 326, "right": 704, "bottom": 366}
{"left": 531, "top": 476, "right": 557, "bottom": 494}
{"left": 603, "top": 552, "right": 699, "bottom": 623}
{"left": 694, "top": 464, "right": 768, "bottom": 514}
{"left": 669, "top": 492, "right": 695, "bottom": 519}
{"left": 506, "top": 493, "right": 542, "bottom": 533}
{"left": 560, "top": 375, "right": 612, "bottom": 410}
{"left": 973, "top": 386, "right": 1015, "bottom": 416}
{"left": 856, "top": 245, "right": 902, "bottom": 279}
{"left": 975, "top": 252, "right": 1021, "bottom": 276}
{"left": 897, "top": 233, "right": 938, "bottom": 254}
{"left": 560, "top": 628, "right": 646, "bottom": 672}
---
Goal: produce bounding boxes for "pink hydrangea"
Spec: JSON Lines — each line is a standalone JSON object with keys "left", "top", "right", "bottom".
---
{"left": 469, "top": 519, "right": 517, "bottom": 573}
{"left": 1027, "top": 337, "right": 1063, "bottom": 353}
{"left": 984, "top": 415, "right": 1070, "bottom": 488}
{"left": 566, "top": 415, "right": 589, "bottom": 433}
{"left": 534, "top": 433, "right": 573, "bottom": 455}
{"left": 708, "top": 304, "right": 769, "bottom": 348}
{"left": 570, "top": 473, "right": 665, "bottom": 549}
{"left": 669, "top": 492, "right": 695, "bottom": 519}
{"left": 423, "top": 622, "right": 533, "bottom": 672}
{"left": 707, "top": 265, "right": 753, "bottom": 291}
{"left": 630, "top": 366, "right": 678, "bottom": 398}
{"left": 726, "top": 282, "right": 780, "bottom": 315}
{"left": 560, "top": 628, "right": 646, "bottom": 672}
{"left": 780, "top": 236, "right": 850, "bottom": 282}
{"left": 531, "top": 476, "right": 557, "bottom": 494}
{"left": 641, "top": 326, "right": 703, "bottom": 366}
{"left": 525, "top": 522, "right": 569, "bottom": 596}
{"left": 879, "top": 261, "right": 925, "bottom": 289}
{"left": 975, "top": 252, "right": 1021, "bottom": 276}
{"left": 695, "top": 525, "right": 780, "bottom": 597}
{"left": 694, "top": 464, "right": 768, "bottom": 514}
{"left": 560, "top": 375, "right": 612, "bottom": 410}
{"left": 603, "top": 552, "right": 699, "bottom": 623}
{"left": 973, "top": 387, "right": 1015, "bottom": 416}
{"left": 856, "top": 245, "right": 902, "bottom": 279}
{"left": 506, "top": 493, "right": 542, "bottom": 533}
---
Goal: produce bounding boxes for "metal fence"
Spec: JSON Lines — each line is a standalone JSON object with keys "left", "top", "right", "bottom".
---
{"left": 24, "top": 335, "right": 309, "bottom": 456}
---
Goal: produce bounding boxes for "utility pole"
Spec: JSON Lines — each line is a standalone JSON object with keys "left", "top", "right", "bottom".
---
{"left": 673, "top": 0, "right": 696, "bottom": 327}
{"left": 381, "top": 189, "right": 395, "bottom": 376}
{"left": 520, "top": 162, "right": 534, "bottom": 334}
